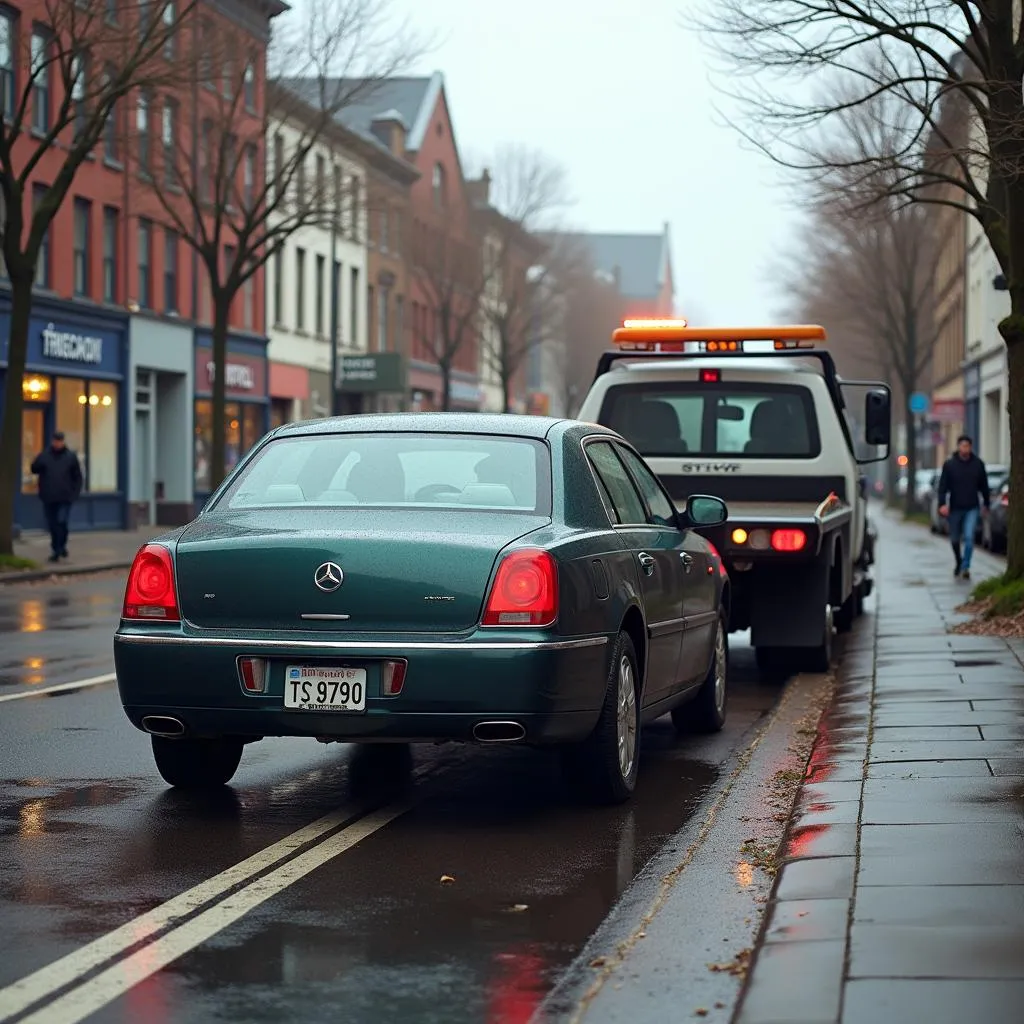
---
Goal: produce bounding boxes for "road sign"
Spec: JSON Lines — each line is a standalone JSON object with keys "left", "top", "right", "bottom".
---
{"left": 908, "top": 392, "right": 930, "bottom": 414}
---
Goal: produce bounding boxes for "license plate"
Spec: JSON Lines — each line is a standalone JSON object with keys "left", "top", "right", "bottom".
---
{"left": 284, "top": 666, "right": 367, "bottom": 712}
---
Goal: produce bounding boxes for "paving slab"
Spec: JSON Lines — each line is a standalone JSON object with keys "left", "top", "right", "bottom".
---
{"left": 866, "top": 760, "right": 993, "bottom": 779}
{"left": 843, "top": 979, "right": 1024, "bottom": 1024}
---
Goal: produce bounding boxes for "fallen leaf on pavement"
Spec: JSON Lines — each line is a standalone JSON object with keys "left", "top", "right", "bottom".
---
{"left": 440, "top": 874, "right": 455, "bottom": 884}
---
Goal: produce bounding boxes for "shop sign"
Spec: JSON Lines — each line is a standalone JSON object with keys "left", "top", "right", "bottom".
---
{"left": 338, "top": 352, "right": 405, "bottom": 392}
{"left": 449, "top": 379, "right": 482, "bottom": 405}
{"left": 194, "top": 347, "right": 266, "bottom": 397}
{"left": 931, "top": 398, "right": 965, "bottom": 424}
{"left": 41, "top": 324, "right": 103, "bottom": 364}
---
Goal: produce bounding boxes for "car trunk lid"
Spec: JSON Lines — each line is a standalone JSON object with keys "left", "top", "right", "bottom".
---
{"left": 174, "top": 508, "right": 549, "bottom": 633}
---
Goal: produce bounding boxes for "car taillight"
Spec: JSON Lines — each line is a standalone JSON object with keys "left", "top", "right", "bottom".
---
{"left": 238, "top": 657, "right": 268, "bottom": 693}
{"left": 482, "top": 549, "right": 558, "bottom": 627}
{"left": 705, "top": 540, "right": 727, "bottom": 577}
{"left": 122, "top": 544, "right": 180, "bottom": 621}
{"left": 381, "top": 659, "right": 407, "bottom": 696}
{"left": 771, "top": 529, "right": 807, "bottom": 552}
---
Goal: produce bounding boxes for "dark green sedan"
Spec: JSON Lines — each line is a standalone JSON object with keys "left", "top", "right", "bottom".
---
{"left": 114, "top": 414, "right": 731, "bottom": 804}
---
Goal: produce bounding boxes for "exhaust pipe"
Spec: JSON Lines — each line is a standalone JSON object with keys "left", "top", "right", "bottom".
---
{"left": 141, "top": 715, "right": 186, "bottom": 738}
{"left": 473, "top": 720, "right": 526, "bottom": 743}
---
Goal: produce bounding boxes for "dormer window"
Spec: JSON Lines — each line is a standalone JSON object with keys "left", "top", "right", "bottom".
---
{"left": 432, "top": 162, "right": 446, "bottom": 210}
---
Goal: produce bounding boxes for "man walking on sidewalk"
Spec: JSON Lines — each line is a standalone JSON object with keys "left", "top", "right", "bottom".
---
{"left": 30, "top": 431, "right": 83, "bottom": 564}
{"left": 937, "top": 433, "right": 990, "bottom": 580}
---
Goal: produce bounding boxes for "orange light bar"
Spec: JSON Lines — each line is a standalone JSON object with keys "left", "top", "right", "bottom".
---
{"left": 612, "top": 324, "right": 827, "bottom": 346}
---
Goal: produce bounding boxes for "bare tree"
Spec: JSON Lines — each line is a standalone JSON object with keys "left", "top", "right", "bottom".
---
{"left": 0, "top": 0, "right": 196, "bottom": 557}
{"left": 475, "top": 145, "right": 577, "bottom": 412}
{"left": 688, "top": 0, "right": 1024, "bottom": 576}
{"left": 135, "top": 0, "right": 423, "bottom": 490}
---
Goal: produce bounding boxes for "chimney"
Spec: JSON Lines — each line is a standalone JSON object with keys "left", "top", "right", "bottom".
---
{"left": 369, "top": 109, "right": 408, "bottom": 157}
{"left": 467, "top": 168, "right": 492, "bottom": 208}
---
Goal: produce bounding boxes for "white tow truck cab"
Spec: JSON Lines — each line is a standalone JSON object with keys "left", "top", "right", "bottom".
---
{"left": 577, "top": 321, "right": 892, "bottom": 674}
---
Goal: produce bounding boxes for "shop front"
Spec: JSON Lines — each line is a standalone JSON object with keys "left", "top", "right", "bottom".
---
{"left": 407, "top": 360, "right": 480, "bottom": 412}
{"left": 269, "top": 362, "right": 310, "bottom": 428}
{"left": 0, "top": 302, "right": 128, "bottom": 532}
{"left": 193, "top": 332, "right": 268, "bottom": 512}
{"left": 339, "top": 352, "right": 406, "bottom": 414}
{"left": 304, "top": 370, "right": 332, "bottom": 419}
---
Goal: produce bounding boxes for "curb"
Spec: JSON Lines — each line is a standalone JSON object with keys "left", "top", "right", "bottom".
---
{"left": 0, "top": 561, "right": 131, "bottom": 586}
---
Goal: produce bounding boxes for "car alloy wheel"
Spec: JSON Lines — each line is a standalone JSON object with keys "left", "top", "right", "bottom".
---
{"left": 712, "top": 620, "right": 727, "bottom": 717}
{"left": 674, "top": 612, "right": 729, "bottom": 734}
{"left": 616, "top": 653, "right": 638, "bottom": 780}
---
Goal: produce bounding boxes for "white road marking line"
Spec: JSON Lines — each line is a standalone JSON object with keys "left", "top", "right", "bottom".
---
{"left": 0, "top": 788, "right": 397, "bottom": 1020}
{"left": 15, "top": 804, "right": 409, "bottom": 1024}
{"left": 0, "top": 674, "right": 117, "bottom": 703}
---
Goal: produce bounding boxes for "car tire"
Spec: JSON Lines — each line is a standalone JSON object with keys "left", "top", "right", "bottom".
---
{"left": 834, "top": 588, "right": 856, "bottom": 633}
{"left": 561, "top": 630, "right": 640, "bottom": 805}
{"left": 151, "top": 736, "right": 243, "bottom": 790}
{"left": 853, "top": 584, "right": 865, "bottom": 617}
{"left": 672, "top": 612, "right": 728, "bottom": 734}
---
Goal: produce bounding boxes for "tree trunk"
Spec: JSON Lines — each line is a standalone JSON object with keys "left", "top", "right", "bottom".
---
{"left": 209, "top": 294, "right": 231, "bottom": 492}
{"left": 0, "top": 273, "right": 33, "bottom": 556}
{"left": 439, "top": 361, "right": 452, "bottom": 412}
{"left": 501, "top": 361, "right": 512, "bottom": 414}
{"left": 903, "top": 406, "right": 917, "bottom": 517}
{"left": 1000, "top": 317, "right": 1024, "bottom": 580}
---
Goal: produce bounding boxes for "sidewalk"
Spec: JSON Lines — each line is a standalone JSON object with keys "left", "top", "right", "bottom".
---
{"left": 2, "top": 525, "right": 166, "bottom": 584}
{"left": 735, "top": 510, "right": 1024, "bottom": 1024}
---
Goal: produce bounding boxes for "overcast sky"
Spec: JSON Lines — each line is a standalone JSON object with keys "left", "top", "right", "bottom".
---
{"left": 382, "top": 0, "right": 799, "bottom": 324}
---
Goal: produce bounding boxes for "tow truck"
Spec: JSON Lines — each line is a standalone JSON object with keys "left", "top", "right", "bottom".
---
{"left": 576, "top": 321, "right": 892, "bottom": 673}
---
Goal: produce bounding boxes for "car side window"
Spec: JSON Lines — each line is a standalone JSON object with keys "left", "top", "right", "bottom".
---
{"left": 586, "top": 441, "right": 647, "bottom": 525}
{"left": 616, "top": 444, "right": 677, "bottom": 527}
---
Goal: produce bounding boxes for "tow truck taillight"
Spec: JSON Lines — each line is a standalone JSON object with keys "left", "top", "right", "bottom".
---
{"left": 381, "top": 660, "right": 408, "bottom": 696}
{"left": 238, "top": 657, "right": 268, "bottom": 693}
{"left": 482, "top": 549, "right": 558, "bottom": 627}
{"left": 771, "top": 529, "right": 807, "bottom": 552}
{"left": 1001, "top": 492, "right": 1009, "bottom": 506}
{"left": 122, "top": 544, "right": 179, "bottom": 621}
{"left": 700, "top": 368, "right": 720, "bottom": 383}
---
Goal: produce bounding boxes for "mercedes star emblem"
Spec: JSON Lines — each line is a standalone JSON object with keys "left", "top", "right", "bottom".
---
{"left": 314, "top": 561, "right": 344, "bottom": 592}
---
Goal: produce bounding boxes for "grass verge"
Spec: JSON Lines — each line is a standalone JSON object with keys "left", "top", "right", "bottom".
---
{"left": 953, "top": 573, "right": 1024, "bottom": 637}
{"left": 0, "top": 553, "right": 38, "bottom": 573}
{"left": 903, "top": 510, "right": 932, "bottom": 527}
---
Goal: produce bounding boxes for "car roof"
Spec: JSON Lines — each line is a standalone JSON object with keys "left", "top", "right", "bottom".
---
{"left": 272, "top": 411, "right": 619, "bottom": 442}
{"left": 599, "top": 355, "right": 826, "bottom": 379}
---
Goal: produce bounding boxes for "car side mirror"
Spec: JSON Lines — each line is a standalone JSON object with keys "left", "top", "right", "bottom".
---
{"left": 864, "top": 390, "right": 891, "bottom": 446}
{"left": 682, "top": 494, "right": 728, "bottom": 528}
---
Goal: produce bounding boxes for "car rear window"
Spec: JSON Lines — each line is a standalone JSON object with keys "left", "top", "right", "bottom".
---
{"left": 598, "top": 382, "right": 821, "bottom": 459}
{"left": 212, "top": 432, "right": 550, "bottom": 513}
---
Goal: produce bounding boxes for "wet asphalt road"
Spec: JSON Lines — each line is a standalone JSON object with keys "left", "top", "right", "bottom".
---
{"left": 0, "top": 573, "right": 783, "bottom": 1024}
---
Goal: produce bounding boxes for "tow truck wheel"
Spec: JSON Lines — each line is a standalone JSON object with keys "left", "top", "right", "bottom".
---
{"left": 806, "top": 604, "right": 834, "bottom": 673}
{"left": 834, "top": 590, "right": 856, "bottom": 633}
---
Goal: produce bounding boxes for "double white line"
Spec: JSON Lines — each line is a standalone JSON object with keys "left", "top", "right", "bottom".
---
{"left": 0, "top": 794, "right": 413, "bottom": 1023}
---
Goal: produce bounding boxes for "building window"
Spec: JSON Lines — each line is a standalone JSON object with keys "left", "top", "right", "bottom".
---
{"left": 395, "top": 295, "right": 404, "bottom": 351}
{"left": 194, "top": 400, "right": 263, "bottom": 490}
{"left": 243, "top": 62, "right": 255, "bottom": 110}
{"left": 221, "top": 56, "right": 233, "bottom": 100}
{"left": 243, "top": 145, "right": 256, "bottom": 207}
{"left": 272, "top": 247, "right": 283, "bottom": 325}
{"left": 379, "top": 209, "right": 389, "bottom": 252}
{"left": 272, "top": 133, "right": 284, "bottom": 203}
{"left": 103, "top": 207, "right": 118, "bottom": 302}
{"left": 243, "top": 275, "right": 255, "bottom": 330}
{"left": 105, "top": 0, "right": 118, "bottom": 24}
{"left": 138, "top": 218, "right": 152, "bottom": 308}
{"left": 73, "top": 199, "right": 91, "bottom": 297}
{"left": 315, "top": 254, "right": 325, "bottom": 336}
{"left": 32, "top": 185, "right": 50, "bottom": 288}
{"left": 350, "top": 266, "right": 359, "bottom": 346}
{"left": 367, "top": 285, "right": 374, "bottom": 349}
{"left": 377, "top": 287, "right": 388, "bottom": 352}
{"left": 162, "top": 1, "right": 176, "bottom": 59}
{"left": 54, "top": 378, "right": 119, "bottom": 494}
{"left": 295, "top": 247, "right": 306, "bottom": 330}
{"left": 432, "top": 163, "right": 446, "bottom": 209}
{"left": 31, "top": 31, "right": 49, "bottom": 133}
{"left": 164, "top": 229, "right": 178, "bottom": 312}
{"left": 296, "top": 156, "right": 306, "bottom": 212}
{"left": 71, "top": 54, "right": 87, "bottom": 140}
{"left": 200, "top": 119, "right": 213, "bottom": 201}
{"left": 332, "top": 164, "right": 342, "bottom": 228}
{"left": 162, "top": 98, "right": 177, "bottom": 185}
{"left": 0, "top": 14, "right": 14, "bottom": 122}
{"left": 103, "top": 65, "right": 119, "bottom": 163}
{"left": 137, "top": 90, "right": 151, "bottom": 173}
{"left": 331, "top": 258, "right": 341, "bottom": 340}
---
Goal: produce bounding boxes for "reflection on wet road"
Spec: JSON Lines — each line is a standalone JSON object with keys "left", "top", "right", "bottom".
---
{"left": 0, "top": 575, "right": 124, "bottom": 692}
{"left": 0, "top": 609, "right": 781, "bottom": 1023}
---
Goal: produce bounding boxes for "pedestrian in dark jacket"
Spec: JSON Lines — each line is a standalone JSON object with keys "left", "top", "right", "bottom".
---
{"left": 31, "top": 431, "right": 83, "bottom": 563}
{"left": 937, "top": 434, "right": 990, "bottom": 580}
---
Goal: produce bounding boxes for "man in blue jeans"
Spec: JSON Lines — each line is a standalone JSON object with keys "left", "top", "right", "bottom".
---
{"left": 937, "top": 434, "right": 990, "bottom": 580}
{"left": 30, "top": 431, "right": 84, "bottom": 563}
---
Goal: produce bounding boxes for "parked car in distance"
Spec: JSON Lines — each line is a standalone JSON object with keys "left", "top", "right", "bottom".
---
{"left": 982, "top": 481, "right": 1009, "bottom": 554}
{"left": 114, "top": 414, "right": 733, "bottom": 805}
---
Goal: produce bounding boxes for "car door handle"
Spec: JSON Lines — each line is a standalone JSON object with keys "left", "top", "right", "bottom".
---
{"left": 680, "top": 552, "right": 694, "bottom": 573}
{"left": 638, "top": 552, "right": 656, "bottom": 575}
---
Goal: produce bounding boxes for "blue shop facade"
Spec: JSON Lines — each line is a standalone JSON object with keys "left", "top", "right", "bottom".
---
{"left": 0, "top": 296, "right": 129, "bottom": 533}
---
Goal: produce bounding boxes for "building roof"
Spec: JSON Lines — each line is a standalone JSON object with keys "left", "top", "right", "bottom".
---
{"left": 554, "top": 226, "right": 672, "bottom": 301}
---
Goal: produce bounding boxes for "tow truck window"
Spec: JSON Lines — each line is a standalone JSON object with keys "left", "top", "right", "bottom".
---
{"left": 600, "top": 383, "right": 820, "bottom": 459}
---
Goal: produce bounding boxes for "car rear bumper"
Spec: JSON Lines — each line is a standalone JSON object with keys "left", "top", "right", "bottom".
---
{"left": 113, "top": 629, "right": 611, "bottom": 744}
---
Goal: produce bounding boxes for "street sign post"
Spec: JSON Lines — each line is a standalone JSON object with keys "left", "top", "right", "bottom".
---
{"left": 908, "top": 392, "right": 930, "bottom": 415}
